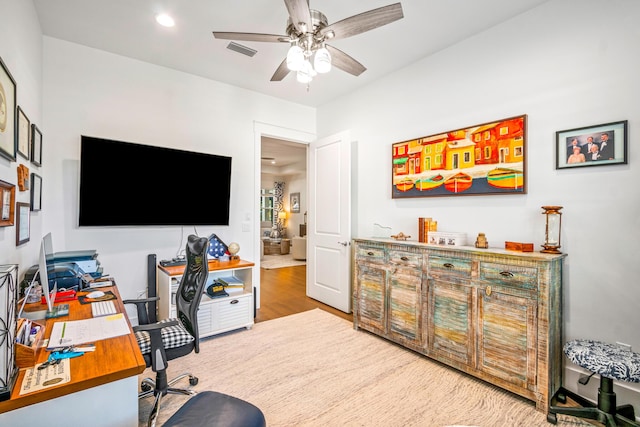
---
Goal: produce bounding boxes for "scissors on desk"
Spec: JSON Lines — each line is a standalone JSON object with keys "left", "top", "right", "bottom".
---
{"left": 38, "top": 347, "right": 85, "bottom": 370}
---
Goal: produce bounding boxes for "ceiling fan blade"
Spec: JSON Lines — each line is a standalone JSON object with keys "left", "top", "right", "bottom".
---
{"left": 326, "top": 45, "right": 366, "bottom": 77}
{"left": 320, "top": 3, "right": 404, "bottom": 40}
{"left": 284, "top": 0, "right": 312, "bottom": 34}
{"left": 212, "top": 31, "right": 289, "bottom": 43}
{"left": 271, "top": 58, "right": 291, "bottom": 81}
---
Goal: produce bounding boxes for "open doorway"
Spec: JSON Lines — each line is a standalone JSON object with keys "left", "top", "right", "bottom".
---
{"left": 256, "top": 134, "right": 309, "bottom": 322}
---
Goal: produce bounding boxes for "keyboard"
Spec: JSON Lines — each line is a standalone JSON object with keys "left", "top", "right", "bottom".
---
{"left": 91, "top": 300, "right": 117, "bottom": 317}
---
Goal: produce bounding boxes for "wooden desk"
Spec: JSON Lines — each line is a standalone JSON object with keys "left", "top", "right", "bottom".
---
{"left": 0, "top": 285, "right": 146, "bottom": 426}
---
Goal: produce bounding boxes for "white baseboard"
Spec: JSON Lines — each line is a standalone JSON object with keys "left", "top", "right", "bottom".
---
{"left": 564, "top": 366, "right": 640, "bottom": 422}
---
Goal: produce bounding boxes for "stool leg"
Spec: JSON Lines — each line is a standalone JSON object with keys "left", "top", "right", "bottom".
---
{"left": 598, "top": 377, "right": 617, "bottom": 414}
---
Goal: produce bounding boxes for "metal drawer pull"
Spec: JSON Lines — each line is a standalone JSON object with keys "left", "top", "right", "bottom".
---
{"left": 401, "top": 256, "right": 409, "bottom": 261}
{"left": 486, "top": 286, "right": 492, "bottom": 296}
{"left": 500, "top": 271, "right": 514, "bottom": 278}
{"left": 443, "top": 263, "right": 454, "bottom": 269}
{"left": 230, "top": 299, "right": 239, "bottom": 304}
{"left": 367, "top": 251, "right": 375, "bottom": 256}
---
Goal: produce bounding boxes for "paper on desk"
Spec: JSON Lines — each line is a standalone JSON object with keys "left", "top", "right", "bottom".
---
{"left": 47, "top": 313, "right": 130, "bottom": 349}
{"left": 20, "top": 358, "right": 71, "bottom": 395}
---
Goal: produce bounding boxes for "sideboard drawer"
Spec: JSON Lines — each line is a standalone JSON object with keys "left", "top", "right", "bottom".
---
{"left": 389, "top": 250, "right": 422, "bottom": 269}
{"left": 428, "top": 256, "right": 472, "bottom": 283}
{"left": 479, "top": 262, "right": 537, "bottom": 292}
{"left": 356, "top": 245, "right": 385, "bottom": 263}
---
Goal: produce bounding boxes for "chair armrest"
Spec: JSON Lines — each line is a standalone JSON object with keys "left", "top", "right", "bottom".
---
{"left": 123, "top": 297, "right": 159, "bottom": 325}
{"left": 133, "top": 319, "right": 180, "bottom": 372}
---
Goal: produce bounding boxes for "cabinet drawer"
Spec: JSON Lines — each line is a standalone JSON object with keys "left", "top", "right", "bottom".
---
{"left": 428, "top": 256, "right": 472, "bottom": 283}
{"left": 216, "top": 295, "right": 251, "bottom": 331}
{"left": 388, "top": 250, "right": 422, "bottom": 269}
{"left": 356, "top": 245, "right": 385, "bottom": 263}
{"left": 479, "top": 262, "right": 537, "bottom": 292}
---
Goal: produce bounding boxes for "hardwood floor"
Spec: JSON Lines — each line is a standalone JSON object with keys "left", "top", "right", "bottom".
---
{"left": 255, "top": 265, "right": 352, "bottom": 323}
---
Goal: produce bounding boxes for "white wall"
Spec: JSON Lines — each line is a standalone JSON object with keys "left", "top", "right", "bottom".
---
{"left": 317, "top": 0, "right": 640, "bottom": 409}
{"left": 0, "top": 0, "right": 43, "bottom": 276}
{"left": 40, "top": 37, "right": 315, "bottom": 316}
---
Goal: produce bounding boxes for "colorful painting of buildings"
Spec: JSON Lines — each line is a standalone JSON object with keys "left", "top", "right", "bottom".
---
{"left": 392, "top": 115, "right": 525, "bottom": 197}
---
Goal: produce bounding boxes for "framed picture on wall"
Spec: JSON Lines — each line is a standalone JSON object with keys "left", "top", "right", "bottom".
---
{"left": 556, "top": 120, "right": 627, "bottom": 169}
{"left": 290, "top": 192, "right": 300, "bottom": 213}
{"left": 31, "top": 124, "right": 42, "bottom": 166}
{"left": 17, "top": 106, "right": 31, "bottom": 160}
{"left": 0, "top": 56, "right": 17, "bottom": 162}
{"left": 16, "top": 202, "right": 30, "bottom": 246}
{"left": 31, "top": 173, "right": 42, "bottom": 211}
{"left": 0, "top": 179, "right": 16, "bottom": 227}
{"left": 391, "top": 114, "right": 527, "bottom": 198}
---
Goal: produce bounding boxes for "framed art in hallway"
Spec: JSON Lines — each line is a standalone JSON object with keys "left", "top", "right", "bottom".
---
{"left": 290, "top": 192, "right": 300, "bottom": 213}
{"left": 0, "top": 55, "right": 17, "bottom": 162}
{"left": 556, "top": 120, "right": 627, "bottom": 169}
{"left": 392, "top": 114, "right": 527, "bottom": 198}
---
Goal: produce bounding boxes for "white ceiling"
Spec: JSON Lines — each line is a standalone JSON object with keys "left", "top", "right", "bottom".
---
{"left": 33, "top": 0, "right": 550, "bottom": 108}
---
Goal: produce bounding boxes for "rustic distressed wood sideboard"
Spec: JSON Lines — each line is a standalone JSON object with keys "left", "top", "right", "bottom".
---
{"left": 352, "top": 238, "right": 566, "bottom": 414}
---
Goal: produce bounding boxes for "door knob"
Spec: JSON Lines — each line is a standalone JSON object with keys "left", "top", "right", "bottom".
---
{"left": 338, "top": 241, "right": 349, "bottom": 247}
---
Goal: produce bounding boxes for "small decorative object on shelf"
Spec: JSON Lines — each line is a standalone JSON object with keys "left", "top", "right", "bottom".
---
{"left": 391, "top": 232, "right": 410, "bottom": 241}
{"left": 475, "top": 233, "right": 488, "bottom": 249}
{"left": 228, "top": 242, "right": 240, "bottom": 261}
{"left": 505, "top": 241, "right": 534, "bottom": 252}
{"left": 541, "top": 206, "right": 563, "bottom": 254}
{"left": 208, "top": 233, "right": 229, "bottom": 260}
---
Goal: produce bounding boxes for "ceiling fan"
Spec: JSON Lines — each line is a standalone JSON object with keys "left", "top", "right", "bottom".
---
{"left": 212, "top": 0, "right": 404, "bottom": 84}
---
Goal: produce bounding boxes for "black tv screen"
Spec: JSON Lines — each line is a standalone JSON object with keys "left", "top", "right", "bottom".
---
{"left": 79, "top": 136, "right": 231, "bottom": 226}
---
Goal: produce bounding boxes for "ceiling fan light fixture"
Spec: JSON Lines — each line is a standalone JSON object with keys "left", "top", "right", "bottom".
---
{"left": 296, "top": 60, "right": 314, "bottom": 84}
{"left": 286, "top": 45, "right": 304, "bottom": 71}
{"left": 314, "top": 47, "right": 331, "bottom": 74}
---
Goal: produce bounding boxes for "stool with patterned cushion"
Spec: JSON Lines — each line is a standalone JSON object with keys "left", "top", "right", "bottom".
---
{"left": 548, "top": 339, "right": 640, "bottom": 426}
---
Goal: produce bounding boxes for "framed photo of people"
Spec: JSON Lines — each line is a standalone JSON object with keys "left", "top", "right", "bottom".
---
{"left": 556, "top": 120, "right": 627, "bottom": 169}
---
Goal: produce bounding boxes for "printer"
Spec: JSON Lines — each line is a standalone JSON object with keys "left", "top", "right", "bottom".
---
{"left": 24, "top": 249, "right": 103, "bottom": 292}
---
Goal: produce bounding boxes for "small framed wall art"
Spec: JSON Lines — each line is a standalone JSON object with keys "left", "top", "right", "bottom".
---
{"left": 30, "top": 173, "right": 42, "bottom": 211}
{"left": 17, "top": 106, "right": 31, "bottom": 160}
{"left": 392, "top": 114, "right": 527, "bottom": 198}
{"left": 290, "top": 192, "right": 300, "bottom": 213}
{"left": 31, "top": 123, "right": 42, "bottom": 166}
{"left": 0, "top": 179, "right": 16, "bottom": 227}
{"left": 0, "top": 55, "right": 17, "bottom": 162}
{"left": 556, "top": 120, "right": 627, "bottom": 169}
{"left": 16, "top": 202, "right": 30, "bottom": 246}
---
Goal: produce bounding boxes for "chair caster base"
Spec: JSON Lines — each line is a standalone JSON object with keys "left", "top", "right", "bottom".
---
{"left": 189, "top": 375, "right": 198, "bottom": 386}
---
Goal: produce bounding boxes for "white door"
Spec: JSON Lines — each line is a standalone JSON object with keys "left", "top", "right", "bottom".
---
{"left": 307, "top": 131, "right": 352, "bottom": 313}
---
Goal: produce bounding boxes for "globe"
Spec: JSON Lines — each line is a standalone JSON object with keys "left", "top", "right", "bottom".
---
{"left": 228, "top": 242, "right": 240, "bottom": 256}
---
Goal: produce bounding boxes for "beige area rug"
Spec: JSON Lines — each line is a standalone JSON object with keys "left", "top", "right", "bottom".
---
{"left": 138, "top": 309, "right": 591, "bottom": 427}
{"left": 260, "top": 253, "right": 306, "bottom": 269}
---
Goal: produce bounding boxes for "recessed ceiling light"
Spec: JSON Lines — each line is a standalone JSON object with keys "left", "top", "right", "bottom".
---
{"left": 156, "top": 14, "right": 175, "bottom": 27}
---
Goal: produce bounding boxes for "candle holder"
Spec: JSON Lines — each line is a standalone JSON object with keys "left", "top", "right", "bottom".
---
{"left": 541, "top": 206, "right": 563, "bottom": 254}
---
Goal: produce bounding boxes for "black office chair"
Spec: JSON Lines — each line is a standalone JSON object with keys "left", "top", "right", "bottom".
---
{"left": 125, "top": 234, "right": 210, "bottom": 427}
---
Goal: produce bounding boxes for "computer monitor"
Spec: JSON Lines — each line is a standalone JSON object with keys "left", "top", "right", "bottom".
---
{"left": 39, "top": 236, "right": 57, "bottom": 312}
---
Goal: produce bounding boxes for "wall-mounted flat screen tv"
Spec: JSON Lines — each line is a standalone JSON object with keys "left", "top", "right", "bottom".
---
{"left": 79, "top": 136, "right": 231, "bottom": 226}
